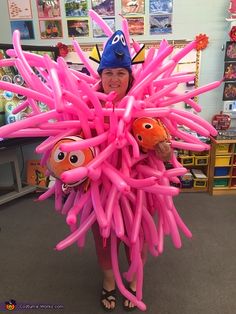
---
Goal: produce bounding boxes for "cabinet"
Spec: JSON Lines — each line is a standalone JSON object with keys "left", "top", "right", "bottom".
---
{"left": 208, "top": 139, "right": 236, "bottom": 195}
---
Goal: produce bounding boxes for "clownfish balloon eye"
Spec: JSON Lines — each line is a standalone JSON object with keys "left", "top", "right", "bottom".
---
{"left": 132, "top": 117, "right": 170, "bottom": 150}
{"left": 47, "top": 136, "right": 95, "bottom": 184}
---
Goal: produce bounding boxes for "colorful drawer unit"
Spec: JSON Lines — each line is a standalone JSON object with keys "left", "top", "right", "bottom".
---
{"left": 215, "top": 156, "right": 231, "bottom": 166}
{"left": 215, "top": 143, "right": 230, "bottom": 154}
{"left": 194, "top": 155, "right": 209, "bottom": 166}
{"left": 214, "top": 167, "right": 230, "bottom": 176}
{"left": 213, "top": 178, "right": 229, "bottom": 187}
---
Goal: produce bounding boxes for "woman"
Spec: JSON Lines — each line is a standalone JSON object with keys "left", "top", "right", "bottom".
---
{"left": 91, "top": 30, "right": 171, "bottom": 311}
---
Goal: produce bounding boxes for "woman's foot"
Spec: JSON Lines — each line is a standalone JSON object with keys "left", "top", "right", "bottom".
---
{"left": 101, "top": 270, "right": 116, "bottom": 311}
{"left": 101, "top": 287, "right": 116, "bottom": 311}
{"left": 123, "top": 282, "right": 137, "bottom": 311}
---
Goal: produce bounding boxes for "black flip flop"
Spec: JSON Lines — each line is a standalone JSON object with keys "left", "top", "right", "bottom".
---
{"left": 101, "top": 287, "right": 116, "bottom": 312}
{"left": 123, "top": 287, "right": 137, "bottom": 311}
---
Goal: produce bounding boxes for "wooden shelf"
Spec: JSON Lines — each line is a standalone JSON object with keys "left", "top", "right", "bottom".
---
{"left": 213, "top": 175, "right": 230, "bottom": 179}
{"left": 209, "top": 139, "right": 236, "bottom": 195}
{"left": 178, "top": 153, "right": 209, "bottom": 193}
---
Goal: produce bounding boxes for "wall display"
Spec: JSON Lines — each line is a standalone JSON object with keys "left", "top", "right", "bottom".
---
{"left": 0, "top": 44, "right": 59, "bottom": 128}
{"left": 224, "top": 62, "right": 236, "bottom": 81}
{"left": 225, "top": 41, "right": 236, "bottom": 62}
{"left": 36, "top": 0, "right": 61, "bottom": 19}
{"left": 92, "top": 18, "right": 115, "bottom": 38}
{"left": 223, "top": 82, "right": 236, "bottom": 101}
{"left": 64, "top": 0, "right": 88, "bottom": 17}
{"left": 121, "top": 0, "right": 145, "bottom": 15}
{"left": 39, "top": 20, "right": 63, "bottom": 38}
{"left": 7, "top": 0, "right": 32, "bottom": 19}
{"left": 126, "top": 16, "right": 144, "bottom": 35}
{"left": 91, "top": 0, "right": 115, "bottom": 16}
{"left": 149, "top": 14, "right": 172, "bottom": 35}
{"left": 149, "top": 0, "right": 173, "bottom": 14}
{"left": 10, "top": 20, "right": 35, "bottom": 39}
{"left": 67, "top": 19, "right": 89, "bottom": 37}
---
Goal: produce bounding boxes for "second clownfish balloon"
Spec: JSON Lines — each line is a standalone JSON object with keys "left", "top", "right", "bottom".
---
{"left": 132, "top": 117, "right": 170, "bottom": 151}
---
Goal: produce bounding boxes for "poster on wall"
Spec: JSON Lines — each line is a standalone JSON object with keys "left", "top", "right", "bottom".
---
{"left": 225, "top": 41, "right": 236, "bottom": 62}
{"left": 149, "top": 0, "right": 173, "bottom": 14}
{"left": 121, "top": 0, "right": 145, "bottom": 15}
{"left": 36, "top": 0, "right": 61, "bottom": 19}
{"left": 126, "top": 17, "right": 144, "bottom": 35}
{"left": 67, "top": 19, "right": 89, "bottom": 37}
{"left": 224, "top": 62, "right": 236, "bottom": 81}
{"left": 7, "top": 0, "right": 32, "bottom": 19}
{"left": 91, "top": 0, "right": 115, "bottom": 16}
{"left": 39, "top": 20, "right": 63, "bottom": 39}
{"left": 223, "top": 82, "right": 236, "bottom": 101}
{"left": 92, "top": 18, "right": 115, "bottom": 37}
{"left": 64, "top": 0, "right": 88, "bottom": 17}
{"left": 149, "top": 15, "right": 172, "bottom": 35}
{"left": 10, "top": 20, "right": 35, "bottom": 39}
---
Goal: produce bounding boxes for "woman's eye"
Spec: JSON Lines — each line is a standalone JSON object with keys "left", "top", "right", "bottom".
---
{"left": 112, "top": 34, "right": 119, "bottom": 44}
{"left": 68, "top": 151, "right": 85, "bottom": 167}
{"left": 120, "top": 34, "right": 126, "bottom": 46}
{"left": 103, "top": 71, "right": 112, "bottom": 76}
{"left": 53, "top": 147, "right": 67, "bottom": 162}
{"left": 118, "top": 71, "right": 127, "bottom": 77}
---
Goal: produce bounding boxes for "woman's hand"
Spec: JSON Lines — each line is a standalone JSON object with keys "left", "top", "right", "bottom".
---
{"left": 155, "top": 141, "right": 172, "bottom": 162}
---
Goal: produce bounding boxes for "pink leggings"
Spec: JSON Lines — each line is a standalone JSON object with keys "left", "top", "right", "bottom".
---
{"left": 92, "top": 222, "right": 130, "bottom": 270}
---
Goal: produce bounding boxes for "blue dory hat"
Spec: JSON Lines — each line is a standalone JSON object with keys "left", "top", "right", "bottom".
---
{"left": 98, "top": 30, "right": 132, "bottom": 73}
{"left": 89, "top": 30, "right": 145, "bottom": 74}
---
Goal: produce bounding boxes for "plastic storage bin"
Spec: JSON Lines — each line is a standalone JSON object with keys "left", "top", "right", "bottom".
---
{"left": 180, "top": 180, "right": 193, "bottom": 188}
{"left": 213, "top": 178, "right": 229, "bottom": 187}
{"left": 215, "top": 143, "right": 230, "bottom": 154}
{"left": 193, "top": 178, "right": 207, "bottom": 188}
{"left": 232, "top": 167, "right": 236, "bottom": 176}
{"left": 214, "top": 167, "right": 230, "bottom": 176}
{"left": 231, "top": 178, "right": 236, "bottom": 187}
{"left": 194, "top": 155, "right": 209, "bottom": 166}
{"left": 215, "top": 156, "right": 231, "bottom": 166}
{"left": 179, "top": 155, "right": 194, "bottom": 166}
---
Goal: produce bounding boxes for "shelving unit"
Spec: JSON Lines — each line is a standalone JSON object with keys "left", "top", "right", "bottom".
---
{"left": 177, "top": 150, "right": 210, "bottom": 193}
{"left": 0, "top": 146, "right": 36, "bottom": 205}
{"left": 208, "top": 139, "right": 236, "bottom": 195}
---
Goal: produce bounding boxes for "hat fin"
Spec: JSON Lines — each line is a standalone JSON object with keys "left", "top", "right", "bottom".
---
{"left": 132, "top": 45, "right": 145, "bottom": 64}
{"left": 89, "top": 45, "right": 101, "bottom": 64}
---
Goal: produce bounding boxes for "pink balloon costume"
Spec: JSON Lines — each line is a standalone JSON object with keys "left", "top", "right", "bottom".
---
{"left": 0, "top": 11, "right": 220, "bottom": 311}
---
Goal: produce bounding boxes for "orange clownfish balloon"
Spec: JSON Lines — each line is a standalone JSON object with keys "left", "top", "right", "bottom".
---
{"left": 132, "top": 117, "right": 170, "bottom": 150}
{"left": 47, "top": 136, "right": 95, "bottom": 185}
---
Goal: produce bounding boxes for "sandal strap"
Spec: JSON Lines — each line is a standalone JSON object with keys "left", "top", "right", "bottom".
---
{"left": 128, "top": 287, "right": 136, "bottom": 295}
{"left": 101, "top": 288, "right": 116, "bottom": 302}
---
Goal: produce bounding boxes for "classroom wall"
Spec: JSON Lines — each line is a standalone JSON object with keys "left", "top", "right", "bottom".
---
{"left": 0, "top": 0, "right": 229, "bottom": 121}
{"left": 0, "top": 0, "right": 230, "bottom": 187}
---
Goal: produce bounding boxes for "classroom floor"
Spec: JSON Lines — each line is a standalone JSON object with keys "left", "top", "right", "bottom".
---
{"left": 0, "top": 192, "right": 235, "bottom": 314}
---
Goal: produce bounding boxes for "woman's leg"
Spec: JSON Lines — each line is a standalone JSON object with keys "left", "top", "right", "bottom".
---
{"left": 123, "top": 243, "right": 148, "bottom": 309}
{"left": 92, "top": 223, "right": 116, "bottom": 310}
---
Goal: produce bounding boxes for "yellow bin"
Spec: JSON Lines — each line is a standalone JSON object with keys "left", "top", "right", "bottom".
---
{"left": 215, "top": 156, "right": 231, "bottom": 166}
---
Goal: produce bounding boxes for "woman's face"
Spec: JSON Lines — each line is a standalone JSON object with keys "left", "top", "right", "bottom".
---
{"left": 101, "top": 68, "right": 130, "bottom": 101}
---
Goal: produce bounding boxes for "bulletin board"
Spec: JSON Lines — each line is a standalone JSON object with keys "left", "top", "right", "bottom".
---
{"left": 7, "top": 0, "right": 174, "bottom": 41}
